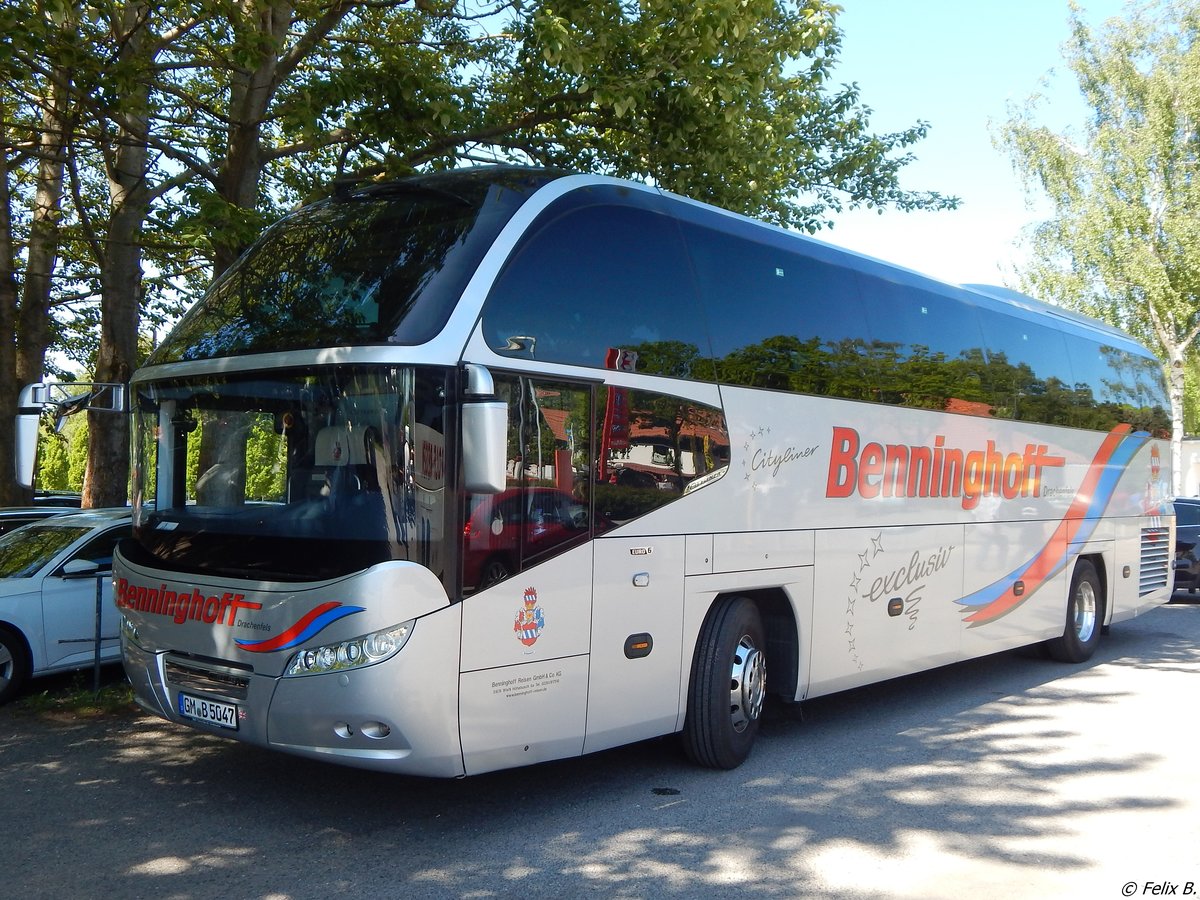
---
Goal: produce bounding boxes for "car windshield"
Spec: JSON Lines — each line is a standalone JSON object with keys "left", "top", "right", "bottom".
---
{"left": 129, "top": 365, "right": 449, "bottom": 582}
{"left": 0, "top": 524, "right": 90, "bottom": 578}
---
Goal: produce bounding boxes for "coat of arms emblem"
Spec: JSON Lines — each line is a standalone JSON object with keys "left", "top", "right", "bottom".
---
{"left": 513, "top": 587, "right": 545, "bottom": 647}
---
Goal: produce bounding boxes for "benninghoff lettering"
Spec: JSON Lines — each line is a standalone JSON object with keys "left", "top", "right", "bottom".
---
{"left": 116, "top": 578, "right": 262, "bottom": 626}
{"left": 826, "top": 426, "right": 1066, "bottom": 511}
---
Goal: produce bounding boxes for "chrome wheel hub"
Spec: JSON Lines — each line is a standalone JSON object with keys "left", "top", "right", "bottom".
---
{"left": 1074, "top": 580, "right": 1097, "bottom": 643}
{"left": 729, "top": 635, "right": 766, "bottom": 733}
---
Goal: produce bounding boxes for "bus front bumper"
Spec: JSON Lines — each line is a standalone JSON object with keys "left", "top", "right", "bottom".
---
{"left": 121, "top": 607, "right": 465, "bottom": 778}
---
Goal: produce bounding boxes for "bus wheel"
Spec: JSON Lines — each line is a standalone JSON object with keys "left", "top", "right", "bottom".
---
{"left": 0, "top": 626, "right": 31, "bottom": 705}
{"left": 1045, "top": 560, "right": 1103, "bottom": 663}
{"left": 682, "top": 596, "right": 767, "bottom": 769}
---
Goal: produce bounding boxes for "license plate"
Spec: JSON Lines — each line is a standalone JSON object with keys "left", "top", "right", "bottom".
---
{"left": 178, "top": 692, "right": 239, "bottom": 730}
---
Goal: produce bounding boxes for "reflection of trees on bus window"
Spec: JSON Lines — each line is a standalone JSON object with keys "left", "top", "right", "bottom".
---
{"left": 480, "top": 187, "right": 1169, "bottom": 437}
{"left": 481, "top": 191, "right": 714, "bottom": 378}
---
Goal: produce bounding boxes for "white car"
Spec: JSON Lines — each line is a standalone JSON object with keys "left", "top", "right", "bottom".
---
{"left": 0, "top": 509, "right": 132, "bottom": 703}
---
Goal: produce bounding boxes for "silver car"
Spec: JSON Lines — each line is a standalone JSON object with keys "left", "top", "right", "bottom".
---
{"left": 0, "top": 509, "right": 131, "bottom": 703}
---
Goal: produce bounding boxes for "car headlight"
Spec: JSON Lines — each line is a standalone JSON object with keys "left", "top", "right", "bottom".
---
{"left": 284, "top": 621, "right": 415, "bottom": 676}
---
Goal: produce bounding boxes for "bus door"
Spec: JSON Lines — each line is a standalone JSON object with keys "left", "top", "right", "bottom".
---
{"left": 584, "top": 535, "right": 685, "bottom": 754}
{"left": 458, "top": 375, "right": 595, "bottom": 774}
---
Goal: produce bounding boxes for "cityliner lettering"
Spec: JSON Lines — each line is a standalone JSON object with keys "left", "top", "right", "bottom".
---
{"left": 826, "top": 426, "right": 1066, "bottom": 510}
{"left": 116, "top": 577, "right": 263, "bottom": 626}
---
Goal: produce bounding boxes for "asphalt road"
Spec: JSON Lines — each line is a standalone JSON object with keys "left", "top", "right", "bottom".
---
{"left": 3, "top": 600, "right": 1199, "bottom": 900}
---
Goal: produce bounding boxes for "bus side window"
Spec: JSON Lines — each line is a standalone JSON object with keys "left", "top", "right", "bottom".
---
{"left": 461, "top": 376, "right": 593, "bottom": 594}
{"left": 481, "top": 192, "right": 711, "bottom": 380}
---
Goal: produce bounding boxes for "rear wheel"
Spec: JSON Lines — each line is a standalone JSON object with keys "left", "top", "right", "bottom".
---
{"left": 682, "top": 596, "right": 767, "bottom": 769}
{"left": 0, "top": 626, "right": 31, "bottom": 705}
{"left": 1044, "top": 559, "right": 1103, "bottom": 663}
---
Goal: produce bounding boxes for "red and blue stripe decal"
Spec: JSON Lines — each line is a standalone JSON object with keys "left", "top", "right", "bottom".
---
{"left": 957, "top": 425, "right": 1149, "bottom": 627}
{"left": 235, "top": 601, "right": 365, "bottom": 653}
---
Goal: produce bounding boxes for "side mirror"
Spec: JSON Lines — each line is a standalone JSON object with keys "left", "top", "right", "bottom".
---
{"left": 14, "top": 381, "right": 128, "bottom": 488}
{"left": 15, "top": 384, "right": 47, "bottom": 489}
{"left": 61, "top": 558, "right": 101, "bottom": 578}
{"left": 461, "top": 364, "right": 507, "bottom": 494}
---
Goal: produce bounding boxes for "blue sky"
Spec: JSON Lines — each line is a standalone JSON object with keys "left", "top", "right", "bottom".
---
{"left": 819, "top": 0, "right": 1130, "bottom": 287}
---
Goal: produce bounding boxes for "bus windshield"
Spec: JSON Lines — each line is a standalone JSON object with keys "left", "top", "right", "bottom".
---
{"left": 129, "top": 366, "right": 448, "bottom": 583}
{"left": 150, "top": 168, "right": 558, "bottom": 364}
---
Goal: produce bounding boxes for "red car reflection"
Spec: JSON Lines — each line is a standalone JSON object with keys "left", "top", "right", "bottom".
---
{"left": 462, "top": 487, "right": 591, "bottom": 591}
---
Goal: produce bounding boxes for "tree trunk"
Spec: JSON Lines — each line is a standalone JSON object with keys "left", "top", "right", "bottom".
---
{"left": 83, "top": 188, "right": 144, "bottom": 507}
{"left": 1168, "top": 344, "right": 1186, "bottom": 497}
{"left": 82, "top": 6, "right": 150, "bottom": 508}
{"left": 0, "top": 115, "right": 25, "bottom": 506}
{"left": 212, "top": 0, "right": 293, "bottom": 277}
{"left": 16, "top": 79, "right": 68, "bottom": 389}
{"left": 0, "top": 75, "right": 69, "bottom": 503}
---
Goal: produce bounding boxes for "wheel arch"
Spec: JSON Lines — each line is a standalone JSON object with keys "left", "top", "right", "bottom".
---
{"left": 0, "top": 620, "right": 33, "bottom": 663}
{"left": 708, "top": 587, "right": 799, "bottom": 701}
{"left": 0, "top": 621, "right": 35, "bottom": 704}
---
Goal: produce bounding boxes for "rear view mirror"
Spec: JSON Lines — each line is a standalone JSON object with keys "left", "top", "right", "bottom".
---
{"left": 13, "top": 381, "right": 128, "bottom": 488}
{"left": 15, "top": 384, "right": 47, "bottom": 489}
{"left": 461, "top": 364, "right": 507, "bottom": 494}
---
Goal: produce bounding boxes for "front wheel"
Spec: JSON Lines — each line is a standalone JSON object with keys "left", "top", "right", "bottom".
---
{"left": 1044, "top": 559, "right": 1103, "bottom": 663}
{"left": 682, "top": 596, "right": 767, "bottom": 769}
{"left": 0, "top": 626, "right": 31, "bottom": 705}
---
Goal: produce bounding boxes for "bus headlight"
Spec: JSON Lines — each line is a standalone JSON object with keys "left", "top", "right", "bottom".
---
{"left": 284, "top": 620, "right": 415, "bottom": 676}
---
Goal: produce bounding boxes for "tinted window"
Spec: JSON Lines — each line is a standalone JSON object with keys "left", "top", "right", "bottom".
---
{"left": 0, "top": 525, "right": 90, "bottom": 578}
{"left": 482, "top": 189, "right": 713, "bottom": 378}
{"left": 857, "top": 275, "right": 990, "bottom": 413}
{"left": 154, "top": 169, "right": 552, "bottom": 363}
{"left": 1067, "top": 341, "right": 1171, "bottom": 434}
{"left": 678, "top": 221, "right": 871, "bottom": 396}
{"left": 596, "top": 386, "right": 730, "bottom": 525}
{"left": 462, "top": 377, "right": 594, "bottom": 593}
{"left": 979, "top": 314, "right": 1076, "bottom": 425}
{"left": 67, "top": 525, "right": 132, "bottom": 573}
{"left": 461, "top": 374, "right": 730, "bottom": 594}
{"left": 1177, "top": 501, "right": 1200, "bottom": 528}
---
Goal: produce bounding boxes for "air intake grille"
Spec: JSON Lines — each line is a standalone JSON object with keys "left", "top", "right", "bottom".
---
{"left": 165, "top": 658, "right": 251, "bottom": 700}
{"left": 1140, "top": 526, "right": 1170, "bottom": 596}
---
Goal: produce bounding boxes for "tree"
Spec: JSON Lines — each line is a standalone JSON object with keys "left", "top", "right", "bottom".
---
{"left": 0, "top": 3, "right": 77, "bottom": 505}
{"left": 1000, "top": 0, "right": 1200, "bottom": 491}
{"left": 2, "top": 0, "right": 960, "bottom": 505}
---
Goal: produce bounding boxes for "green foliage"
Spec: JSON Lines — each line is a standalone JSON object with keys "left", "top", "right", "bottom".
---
{"left": 35, "top": 416, "right": 87, "bottom": 493}
{"left": 2, "top": 0, "right": 960, "bottom": 502}
{"left": 482, "top": 0, "right": 957, "bottom": 231}
{"left": 13, "top": 672, "right": 135, "bottom": 717}
{"left": 999, "top": 0, "right": 1200, "bottom": 467}
{"left": 244, "top": 417, "right": 287, "bottom": 501}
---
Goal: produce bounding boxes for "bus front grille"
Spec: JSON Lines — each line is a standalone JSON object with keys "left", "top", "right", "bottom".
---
{"left": 165, "top": 658, "right": 251, "bottom": 700}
